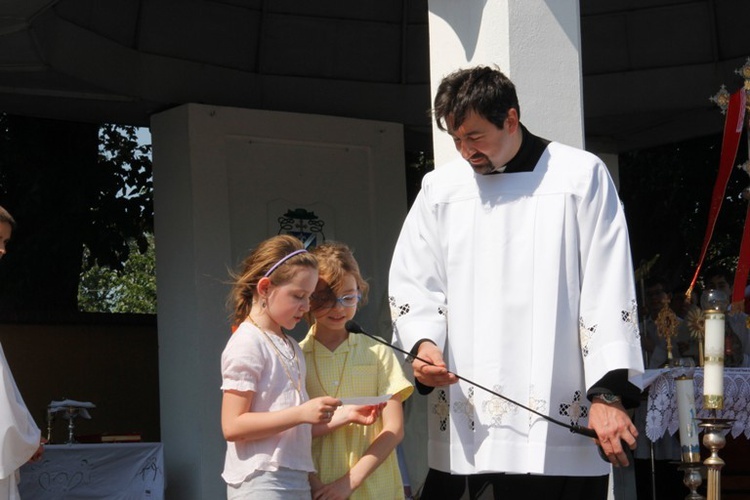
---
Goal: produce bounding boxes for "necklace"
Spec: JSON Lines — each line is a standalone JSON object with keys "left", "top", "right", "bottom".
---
{"left": 247, "top": 316, "right": 296, "bottom": 360}
{"left": 247, "top": 316, "right": 302, "bottom": 396}
{"left": 311, "top": 325, "right": 350, "bottom": 398}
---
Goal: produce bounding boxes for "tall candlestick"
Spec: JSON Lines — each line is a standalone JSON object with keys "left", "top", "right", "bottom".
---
{"left": 700, "top": 289, "right": 728, "bottom": 410}
{"left": 675, "top": 375, "right": 700, "bottom": 463}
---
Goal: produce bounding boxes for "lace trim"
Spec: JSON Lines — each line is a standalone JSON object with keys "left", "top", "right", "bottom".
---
{"left": 645, "top": 368, "right": 750, "bottom": 440}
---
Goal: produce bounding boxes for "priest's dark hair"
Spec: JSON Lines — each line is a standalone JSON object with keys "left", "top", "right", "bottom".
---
{"left": 433, "top": 65, "right": 520, "bottom": 133}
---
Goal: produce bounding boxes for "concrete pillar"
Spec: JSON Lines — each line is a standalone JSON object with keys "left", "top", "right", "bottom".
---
{"left": 151, "top": 105, "right": 406, "bottom": 499}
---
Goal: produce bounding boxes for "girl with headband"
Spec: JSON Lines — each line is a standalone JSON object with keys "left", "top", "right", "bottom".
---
{"left": 220, "top": 235, "right": 383, "bottom": 499}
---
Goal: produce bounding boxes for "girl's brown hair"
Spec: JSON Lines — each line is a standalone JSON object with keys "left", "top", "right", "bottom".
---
{"left": 228, "top": 235, "right": 317, "bottom": 327}
{"left": 306, "top": 241, "right": 369, "bottom": 324}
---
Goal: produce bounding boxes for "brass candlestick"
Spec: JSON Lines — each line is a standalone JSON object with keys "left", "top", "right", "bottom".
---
{"left": 678, "top": 462, "right": 705, "bottom": 500}
{"left": 64, "top": 405, "right": 84, "bottom": 444}
{"left": 698, "top": 415, "right": 734, "bottom": 500}
{"left": 46, "top": 407, "right": 54, "bottom": 443}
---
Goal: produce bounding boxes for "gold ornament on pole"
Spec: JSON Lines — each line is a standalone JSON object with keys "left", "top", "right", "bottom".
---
{"left": 709, "top": 84, "right": 731, "bottom": 114}
{"left": 655, "top": 305, "right": 679, "bottom": 365}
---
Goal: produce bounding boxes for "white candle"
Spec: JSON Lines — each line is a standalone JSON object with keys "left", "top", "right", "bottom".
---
{"left": 703, "top": 311, "right": 724, "bottom": 408}
{"left": 701, "top": 289, "right": 727, "bottom": 410}
{"left": 676, "top": 376, "right": 700, "bottom": 462}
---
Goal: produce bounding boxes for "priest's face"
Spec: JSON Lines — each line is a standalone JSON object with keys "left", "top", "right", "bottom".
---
{"left": 448, "top": 109, "right": 521, "bottom": 175}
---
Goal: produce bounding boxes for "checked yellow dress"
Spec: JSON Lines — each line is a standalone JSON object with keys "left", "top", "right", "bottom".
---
{"left": 301, "top": 329, "right": 413, "bottom": 499}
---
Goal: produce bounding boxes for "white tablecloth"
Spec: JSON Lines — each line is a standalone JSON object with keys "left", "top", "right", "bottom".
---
{"left": 18, "top": 442, "right": 165, "bottom": 499}
{"left": 644, "top": 367, "right": 750, "bottom": 441}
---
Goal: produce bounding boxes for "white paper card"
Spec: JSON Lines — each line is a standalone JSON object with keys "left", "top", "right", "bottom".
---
{"left": 340, "top": 394, "right": 392, "bottom": 406}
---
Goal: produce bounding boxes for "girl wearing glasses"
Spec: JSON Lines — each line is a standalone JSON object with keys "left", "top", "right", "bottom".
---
{"left": 301, "top": 242, "right": 413, "bottom": 500}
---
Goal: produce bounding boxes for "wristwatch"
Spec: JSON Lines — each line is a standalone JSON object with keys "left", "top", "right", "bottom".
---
{"left": 593, "top": 393, "right": 622, "bottom": 404}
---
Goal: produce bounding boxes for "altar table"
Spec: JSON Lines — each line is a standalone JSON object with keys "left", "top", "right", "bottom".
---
{"left": 18, "top": 442, "right": 165, "bottom": 499}
{"left": 644, "top": 367, "right": 750, "bottom": 442}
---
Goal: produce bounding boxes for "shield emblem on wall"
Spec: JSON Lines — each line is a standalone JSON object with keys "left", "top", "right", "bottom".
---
{"left": 277, "top": 208, "right": 326, "bottom": 249}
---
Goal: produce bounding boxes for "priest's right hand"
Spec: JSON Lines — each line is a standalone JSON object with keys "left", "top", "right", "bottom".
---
{"left": 413, "top": 341, "right": 458, "bottom": 388}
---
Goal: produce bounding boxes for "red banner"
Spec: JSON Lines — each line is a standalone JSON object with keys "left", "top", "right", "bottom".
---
{"left": 688, "top": 90, "right": 746, "bottom": 294}
{"left": 733, "top": 201, "right": 750, "bottom": 309}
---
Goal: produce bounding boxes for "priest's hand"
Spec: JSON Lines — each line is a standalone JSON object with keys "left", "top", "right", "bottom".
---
{"left": 412, "top": 341, "right": 458, "bottom": 388}
{"left": 588, "top": 400, "right": 637, "bottom": 467}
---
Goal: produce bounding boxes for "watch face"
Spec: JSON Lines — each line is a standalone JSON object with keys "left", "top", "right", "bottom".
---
{"left": 596, "top": 393, "right": 621, "bottom": 404}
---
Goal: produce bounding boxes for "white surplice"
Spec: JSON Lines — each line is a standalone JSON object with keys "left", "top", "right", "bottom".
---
{"left": 0, "top": 342, "right": 41, "bottom": 497}
{"left": 389, "top": 142, "right": 644, "bottom": 477}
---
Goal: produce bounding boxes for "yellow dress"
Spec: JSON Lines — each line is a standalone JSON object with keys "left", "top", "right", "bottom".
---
{"left": 301, "top": 329, "right": 414, "bottom": 499}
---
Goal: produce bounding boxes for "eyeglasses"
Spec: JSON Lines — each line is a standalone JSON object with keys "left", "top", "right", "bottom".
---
{"left": 310, "top": 292, "right": 361, "bottom": 310}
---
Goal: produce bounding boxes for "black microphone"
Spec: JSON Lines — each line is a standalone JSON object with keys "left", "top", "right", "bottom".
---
{"left": 344, "top": 320, "right": 597, "bottom": 440}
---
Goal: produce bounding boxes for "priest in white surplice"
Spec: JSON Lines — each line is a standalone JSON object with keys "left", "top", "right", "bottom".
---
{"left": 0, "top": 206, "right": 44, "bottom": 500}
{"left": 389, "top": 67, "right": 644, "bottom": 499}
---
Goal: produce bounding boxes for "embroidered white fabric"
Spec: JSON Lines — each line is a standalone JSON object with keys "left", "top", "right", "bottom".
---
{"left": 645, "top": 367, "right": 750, "bottom": 441}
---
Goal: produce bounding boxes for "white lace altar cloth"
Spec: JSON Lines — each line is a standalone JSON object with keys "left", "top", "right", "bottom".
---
{"left": 645, "top": 367, "right": 750, "bottom": 441}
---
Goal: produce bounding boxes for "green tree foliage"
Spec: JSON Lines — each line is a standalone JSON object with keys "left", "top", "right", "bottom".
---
{"left": 91, "top": 124, "right": 153, "bottom": 266}
{"left": 0, "top": 115, "right": 153, "bottom": 316}
{"left": 78, "top": 234, "right": 156, "bottom": 314}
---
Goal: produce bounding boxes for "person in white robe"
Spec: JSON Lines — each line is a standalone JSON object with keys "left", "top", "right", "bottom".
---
{"left": 0, "top": 206, "right": 44, "bottom": 500}
{"left": 388, "top": 67, "right": 644, "bottom": 499}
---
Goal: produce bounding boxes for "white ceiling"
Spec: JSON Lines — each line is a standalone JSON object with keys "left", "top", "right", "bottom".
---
{"left": 0, "top": 0, "right": 748, "bottom": 153}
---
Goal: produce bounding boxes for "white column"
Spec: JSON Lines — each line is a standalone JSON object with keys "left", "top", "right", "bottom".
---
{"left": 427, "top": 0, "right": 584, "bottom": 166}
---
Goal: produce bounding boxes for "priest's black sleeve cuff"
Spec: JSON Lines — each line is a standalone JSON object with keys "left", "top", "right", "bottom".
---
{"left": 587, "top": 369, "right": 642, "bottom": 409}
{"left": 415, "top": 379, "right": 434, "bottom": 395}
{"left": 411, "top": 338, "right": 436, "bottom": 395}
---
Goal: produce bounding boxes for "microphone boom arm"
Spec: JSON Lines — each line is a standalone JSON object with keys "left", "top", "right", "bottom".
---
{"left": 344, "top": 320, "right": 597, "bottom": 440}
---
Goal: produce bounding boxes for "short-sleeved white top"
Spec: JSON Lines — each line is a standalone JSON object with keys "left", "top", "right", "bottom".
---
{"left": 221, "top": 322, "right": 315, "bottom": 486}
